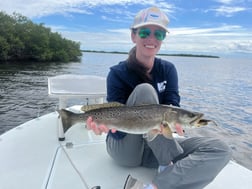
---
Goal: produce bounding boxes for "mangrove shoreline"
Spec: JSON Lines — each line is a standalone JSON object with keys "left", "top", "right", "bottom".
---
{"left": 82, "top": 50, "right": 220, "bottom": 58}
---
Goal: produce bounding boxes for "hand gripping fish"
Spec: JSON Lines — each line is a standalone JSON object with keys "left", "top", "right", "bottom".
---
{"left": 57, "top": 103, "right": 215, "bottom": 138}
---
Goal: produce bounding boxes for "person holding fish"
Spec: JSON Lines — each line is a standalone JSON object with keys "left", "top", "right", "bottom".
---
{"left": 86, "top": 6, "right": 231, "bottom": 189}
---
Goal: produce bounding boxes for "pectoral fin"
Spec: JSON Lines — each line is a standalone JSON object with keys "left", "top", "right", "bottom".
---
{"left": 161, "top": 121, "right": 173, "bottom": 139}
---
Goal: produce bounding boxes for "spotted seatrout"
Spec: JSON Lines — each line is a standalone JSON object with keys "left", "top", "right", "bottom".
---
{"left": 58, "top": 103, "right": 214, "bottom": 138}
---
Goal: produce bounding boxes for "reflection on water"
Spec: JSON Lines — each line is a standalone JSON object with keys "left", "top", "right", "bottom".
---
{"left": 0, "top": 53, "right": 251, "bottom": 170}
{"left": 0, "top": 62, "right": 73, "bottom": 132}
{"left": 173, "top": 57, "right": 252, "bottom": 170}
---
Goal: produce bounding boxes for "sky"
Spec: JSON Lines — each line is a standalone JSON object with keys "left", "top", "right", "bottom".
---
{"left": 1, "top": 0, "right": 252, "bottom": 57}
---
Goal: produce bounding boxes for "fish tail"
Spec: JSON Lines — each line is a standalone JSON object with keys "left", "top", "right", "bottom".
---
{"left": 57, "top": 109, "right": 78, "bottom": 133}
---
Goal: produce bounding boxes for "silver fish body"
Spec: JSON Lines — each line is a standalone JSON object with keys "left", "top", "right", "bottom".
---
{"left": 58, "top": 104, "right": 205, "bottom": 134}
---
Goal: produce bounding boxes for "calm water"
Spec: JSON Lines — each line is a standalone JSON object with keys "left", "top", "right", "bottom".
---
{"left": 0, "top": 52, "right": 251, "bottom": 170}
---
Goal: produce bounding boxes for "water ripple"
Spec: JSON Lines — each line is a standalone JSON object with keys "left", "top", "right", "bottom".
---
{"left": 0, "top": 54, "right": 251, "bottom": 170}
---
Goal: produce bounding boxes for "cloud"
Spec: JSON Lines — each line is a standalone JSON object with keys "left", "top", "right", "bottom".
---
{"left": 211, "top": 6, "right": 247, "bottom": 17}
{"left": 0, "top": 0, "right": 173, "bottom": 18}
{"left": 164, "top": 25, "right": 252, "bottom": 55}
{"left": 227, "top": 41, "right": 252, "bottom": 53}
{"left": 1, "top": 0, "right": 251, "bottom": 56}
{"left": 210, "top": 0, "right": 252, "bottom": 17}
{"left": 169, "top": 25, "right": 243, "bottom": 35}
{"left": 55, "top": 24, "right": 252, "bottom": 55}
{"left": 0, "top": 0, "right": 90, "bottom": 18}
{"left": 61, "top": 28, "right": 133, "bottom": 52}
{"left": 214, "top": 0, "right": 236, "bottom": 4}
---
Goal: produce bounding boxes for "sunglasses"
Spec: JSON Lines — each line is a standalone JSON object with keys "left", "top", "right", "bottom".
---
{"left": 136, "top": 28, "right": 166, "bottom": 41}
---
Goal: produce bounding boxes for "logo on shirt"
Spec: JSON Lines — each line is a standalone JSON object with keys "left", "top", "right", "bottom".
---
{"left": 157, "top": 81, "right": 167, "bottom": 92}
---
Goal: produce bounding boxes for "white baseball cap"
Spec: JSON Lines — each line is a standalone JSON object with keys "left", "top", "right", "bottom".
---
{"left": 131, "top": 7, "right": 170, "bottom": 32}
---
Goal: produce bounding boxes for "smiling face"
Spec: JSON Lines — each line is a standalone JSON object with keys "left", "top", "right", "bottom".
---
{"left": 131, "top": 25, "right": 165, "bottom": 59}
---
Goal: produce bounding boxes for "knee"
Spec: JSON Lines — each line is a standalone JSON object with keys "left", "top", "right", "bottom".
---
{"left": 207, "top": 138, "right": 232, "bottom": 163}
{"left": 212, "top": 138, "right": 231, "bottom": 153}
{"left": 219, "top": 139, "right": 232, "bottom": 160}
{"left": 129, "top": 83, "right": 159, "bottom": 105}
{"left": 135, "top": 83, "right": 156, "bottom": 94}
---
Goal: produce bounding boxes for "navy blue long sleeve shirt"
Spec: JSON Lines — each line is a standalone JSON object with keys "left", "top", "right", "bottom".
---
{"left": 106, "top": 57, "right": 180, "bottom": 139}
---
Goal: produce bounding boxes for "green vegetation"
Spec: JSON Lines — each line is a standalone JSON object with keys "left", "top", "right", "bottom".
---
{"left": 158, "top": 53, "right": 219, "bottom": 58}
{"left": 82, "top": 50, "right": 219, "bottom": 58}
{"left": 0, "top": 12, "right": 82, "bottom": 63}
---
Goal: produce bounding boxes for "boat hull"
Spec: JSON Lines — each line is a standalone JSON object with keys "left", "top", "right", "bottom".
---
{"left": 0, "top": 106, "right": 251, "bottom": 189}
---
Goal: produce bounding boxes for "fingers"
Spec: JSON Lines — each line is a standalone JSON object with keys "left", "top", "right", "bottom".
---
{"left": 86, "top": 116, "right": 93, "bottom": 130}
{"left": 92, "top": 122, "right": 102, "bottom": 135}
{"left": 111, "top": 128, "right": 117, "bottom": 133}
{"left": 99, "top": 124, "right": 110, "bottom": 133}
{"left": 175, "top": 123, "right": 184, "bottom": 136}
{"left": 86, "top": 116, "right": 112, "bottom": 135}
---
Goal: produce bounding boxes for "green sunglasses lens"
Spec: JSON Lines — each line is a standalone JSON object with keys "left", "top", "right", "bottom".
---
{"left": 155, "top": 30, "right": 166, "bottom": 41}
{"left": 138, "top": 28, "right": 166, "bottom": 41}
{"left": 138, "top": 28, "right": 151, "bottom": 38}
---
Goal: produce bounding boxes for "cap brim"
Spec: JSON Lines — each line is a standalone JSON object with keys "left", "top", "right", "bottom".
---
{"left": 131, "top": 22, "right": 169, "bottom": 32}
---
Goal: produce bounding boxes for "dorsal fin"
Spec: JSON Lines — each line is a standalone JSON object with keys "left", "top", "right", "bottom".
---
{"left": 81, "top": 102, "right": 124, "bottom": 112}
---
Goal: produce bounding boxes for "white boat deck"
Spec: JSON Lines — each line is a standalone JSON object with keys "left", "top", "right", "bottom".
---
{"left": 1, "top": 75, "right": 252, "bottom": 189}
{"left": 0, "top": 106, "right": 252, "bottom": 189}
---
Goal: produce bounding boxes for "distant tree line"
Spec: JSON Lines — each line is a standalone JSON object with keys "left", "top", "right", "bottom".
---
{"left": 0, "top": 12, "right": 82, "bottom": 63}
{"left": 83, "top": 50, "right": 219, "bottom": 58}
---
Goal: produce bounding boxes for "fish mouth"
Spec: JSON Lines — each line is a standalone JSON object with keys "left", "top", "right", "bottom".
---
{"left": 189, "top": 113, "right": 204, "bottom": 126}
